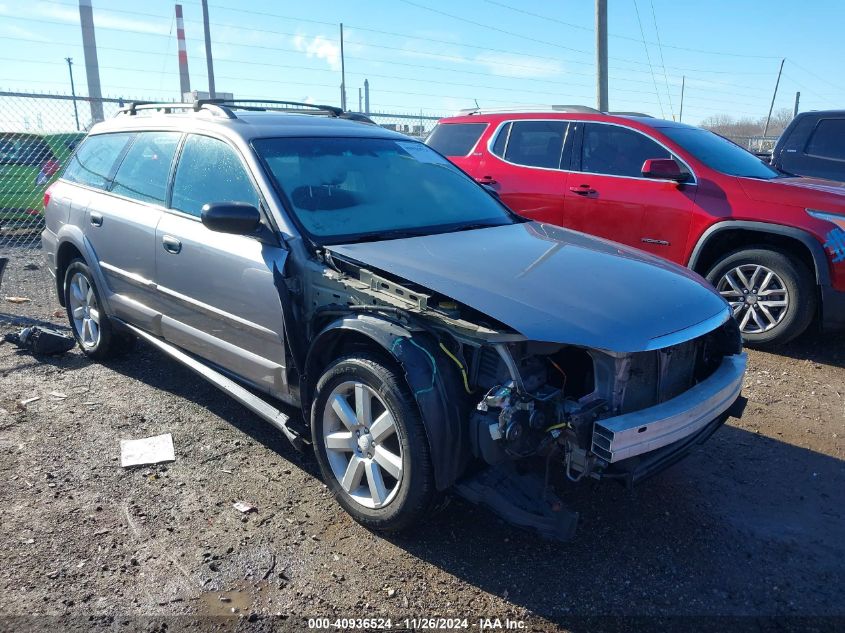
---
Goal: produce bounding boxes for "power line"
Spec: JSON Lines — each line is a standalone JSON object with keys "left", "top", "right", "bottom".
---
{"left": 631, "top": 0, "right": 665, "bottom": 118}
{"left": 649, "top": 0, "right": 674, "bottom": 119}
{"left": 483, "top": 0, "right": 781, "bottom": 59}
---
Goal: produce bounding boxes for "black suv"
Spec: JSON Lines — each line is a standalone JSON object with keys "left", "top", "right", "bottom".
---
{"left": 772, "top": 110, "right": 845, "bottom": 181}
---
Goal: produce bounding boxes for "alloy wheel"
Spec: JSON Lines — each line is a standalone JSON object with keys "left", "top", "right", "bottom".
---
{"left": 68, "top": 272, "right": 101, "bottom": 348}
{"left": 322, "top": 381, "right": 404, "bottom": 509}
{"left": 716, "top": 264, "right": 789, "bottom": 334}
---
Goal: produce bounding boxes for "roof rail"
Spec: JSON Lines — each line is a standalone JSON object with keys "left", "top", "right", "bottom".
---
{"left": 458, "top": 104, "right": 601, "bottom": 115}
{"left": 115, "top": 99, "right": 376, "bottom": 124}
{"left": 197, "top": 98, "right": 344, "bottom": 117}
{"left": 607, "top": 111, "right": 654, "bottom": 117}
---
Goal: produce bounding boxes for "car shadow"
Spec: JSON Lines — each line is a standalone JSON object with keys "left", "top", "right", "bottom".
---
{"left": 768, "top": 327, "right": 845, "bottom": 368}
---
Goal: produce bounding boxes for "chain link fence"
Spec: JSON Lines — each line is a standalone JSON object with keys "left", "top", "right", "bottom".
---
{"left": 0, "top": 92, "right": 442, "bottom": 253}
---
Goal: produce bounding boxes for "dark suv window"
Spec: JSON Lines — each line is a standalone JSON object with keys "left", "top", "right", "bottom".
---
{"left": 426, "top": 123, "right": 486, "bottom": 157}
{"left": 0, "top": 134, "right": 54, "bottom": 166}
{"left": 110, "top": 132, "right": 181, "bottom": 205}
{"left": 805, "top": 119, "right": 845, "bottom": 161}
{"left": 581, "top": 123, "right": 669, "bottom": 177}
{"left": 63, "top": 133, "right": 133, "bottom": 190}
{"left": 171, "top": 135, "right": 258, "bottom": 217}
{"left": 502, "top": 121, "right": 567, "bottom": 169}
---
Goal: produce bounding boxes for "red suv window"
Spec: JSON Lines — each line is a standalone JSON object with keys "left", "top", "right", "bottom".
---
{"left": 427, "top": 123, "right": 486, "bottom": 157}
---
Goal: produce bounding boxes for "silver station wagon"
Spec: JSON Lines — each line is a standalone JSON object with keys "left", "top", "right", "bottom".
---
{"left": 42, "top": 100, "right": 747, "bottom": 538}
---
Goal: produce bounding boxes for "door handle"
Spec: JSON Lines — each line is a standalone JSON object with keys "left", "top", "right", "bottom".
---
{"left": 162, "top": 235, "right": 182, "bottom": 254}
{"left": 569, "top": 185, "right": 596, "bottom": 195}
{"left": 90, "top": 212, "right": 103, "bottom": 227}
{"left": 476, "top": 176, "right": 497, "bottom": 185}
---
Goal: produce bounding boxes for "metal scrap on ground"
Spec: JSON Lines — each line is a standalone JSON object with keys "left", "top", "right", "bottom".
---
{"left": 120, "top": 433, "right": 176, "bottom": 468}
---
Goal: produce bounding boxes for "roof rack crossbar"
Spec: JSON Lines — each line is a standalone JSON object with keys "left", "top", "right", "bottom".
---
{"left": 117, "top": 101, "right": 236, "bottom": 119}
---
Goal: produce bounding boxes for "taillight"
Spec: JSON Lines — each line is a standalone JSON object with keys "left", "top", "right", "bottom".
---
{"left": 43, "top": 184, "right": 54, "bottom": 210}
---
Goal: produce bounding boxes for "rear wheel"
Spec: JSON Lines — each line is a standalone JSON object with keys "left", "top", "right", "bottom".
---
{"left": 706, "top": 248, "right": 816, "bottom": 347}
{"left": 63, "top": 259, "right": 134, "bottom": 359}
{"left": 311, "top": 354, "right": 436, "bottom": 532}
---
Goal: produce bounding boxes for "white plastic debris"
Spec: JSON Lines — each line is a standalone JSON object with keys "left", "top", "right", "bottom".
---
{"left": 232, "top": 501, "right": 256, "bottom": 514}
{"left": 120, "top": 433, "right": 175, "bottom": 468}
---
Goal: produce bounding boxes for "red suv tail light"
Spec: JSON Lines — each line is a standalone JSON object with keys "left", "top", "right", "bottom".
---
{"left": 43, "top": 183, "right": 55, "bottom": 210}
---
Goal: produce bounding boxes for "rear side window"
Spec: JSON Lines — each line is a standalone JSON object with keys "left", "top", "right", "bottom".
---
{"left": 426, "top": 123, "right": 486, "bottom": 157}
{"left": 171, "top": 135, "right": 258, "bottom": 217}
{"left": 110, "top": 132, "right": 181, "bottom": 205}
{"left": 503, "top": 121, "right": 567, "bottom": 169}
{"left": 0, "top": 135, "right": 54, "bottom": 166}
{"left": 805, "top": 119, "right": 845, "bottom": 161}
{"left": 491, "top": 123, "right": 511, "bottom": 158}
{"left": 63, "top": 133, "right": 133, "bottom": 189}
{"left": 581, "top": 123, "right": 669, "bottom": 177}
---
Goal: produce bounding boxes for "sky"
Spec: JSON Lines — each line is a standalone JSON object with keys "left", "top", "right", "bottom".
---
{"left": 0, "top": 0, "right": 843, "bottom": 128}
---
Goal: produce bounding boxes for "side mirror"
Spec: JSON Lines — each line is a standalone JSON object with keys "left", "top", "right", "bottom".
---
{"left": 201, "top": 202, "right": 261, "bottom": 235}
{"left": 641, "top": 158, "right": 689, "bottom": 182}
{"left": 481, "top": 182, "right": 501, "bottom": 199}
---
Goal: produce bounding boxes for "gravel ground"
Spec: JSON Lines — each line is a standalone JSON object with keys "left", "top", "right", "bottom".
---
{"left": 1, "top": 246, "right": 844, "bottom": 632}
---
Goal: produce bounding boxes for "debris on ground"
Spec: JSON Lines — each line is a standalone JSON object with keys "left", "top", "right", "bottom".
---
{"left": 4, "top": 297, "right": 31, "bottom": 304}
{"left": 4, "top": 326, "right": 76, "bottom": 355}
{"left": 49, "top": 391, "right": 67, "bottom": 400}
{"left": 16, "top": 396, "right": 41, "bottom": 411}
{"left": 232, "top": 501, "right": 257, "bottom": 514}
{"left": 120, "top": 433, "right": 176, "bottom": 468}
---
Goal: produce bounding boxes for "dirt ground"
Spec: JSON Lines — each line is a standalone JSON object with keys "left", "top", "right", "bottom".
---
{"left": 1, "top": 245, "right": 843, "bottom": 632}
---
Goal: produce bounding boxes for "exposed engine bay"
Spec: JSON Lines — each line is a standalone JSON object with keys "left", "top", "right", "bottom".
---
{"left": 308, "top": 250, "right": 745, "bottom": 489}
{"left": 465, "top": 322, "right": 743, "bottom": 483}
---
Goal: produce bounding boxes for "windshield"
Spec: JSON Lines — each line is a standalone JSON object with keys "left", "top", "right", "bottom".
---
{"left": 660, "top": 127, "right": 780, "bottom": 180}
{"left": 253, "top": 136, "right": 516, "bottom": 243}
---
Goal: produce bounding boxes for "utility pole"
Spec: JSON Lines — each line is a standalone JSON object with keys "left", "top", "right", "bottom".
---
{"left": 364, "top": 79, "right": 370, "bottom": 114}
{"left": 339, "top": 23, "right": 347, "bottom": 110}
{"left": 793, "top": 91, "right": 801, "bottom": 118}
{"left": 78, "top": 0, "right": 104, "bottom": 123}
{"left": 175, "top": 4, "right": 191, "bottom": 98}
{"left": 358, "top": 87, "right": 362, "bottom": 112}
{"left": 763, "top": 58, "right": 785, "bottom": 138}
{"left": 201, "top": 0, "right": 216, "bottom": 98}
{"left": 65, "top": 57, "right": 80, "bottom": 131}
{"left": 679, "top": 75, "right": 685, "bottom": 123}
{"left": 595, "top": 0, "right": 608, "bottom": 112}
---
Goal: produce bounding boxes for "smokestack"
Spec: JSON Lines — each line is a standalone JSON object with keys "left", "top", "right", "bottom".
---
{"left": 78, "top": 0, "right": 104, "bottom": 122}
{"left": 364, "top": 79, "right": 370, "bottom": 114}
{"left": 175, "top": 4, "right": 191, "bottom": 98}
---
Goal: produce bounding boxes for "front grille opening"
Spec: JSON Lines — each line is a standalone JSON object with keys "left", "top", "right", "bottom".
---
{"left": 550, "top": 347, "right": 594, "bottom": 399}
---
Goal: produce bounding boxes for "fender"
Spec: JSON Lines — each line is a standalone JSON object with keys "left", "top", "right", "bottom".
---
{"left": 304, "top": 314, "right": 471, "bottom": 491}
{"left": 688, "top": 220, "right": 831, "bottom": 286}
{"left": 53, "top": 225, "right": 115, "bottom": 314}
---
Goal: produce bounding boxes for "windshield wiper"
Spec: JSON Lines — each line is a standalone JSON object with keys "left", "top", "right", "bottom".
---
{"left": 339, "top": 228, "right": 433, "bottom": 244}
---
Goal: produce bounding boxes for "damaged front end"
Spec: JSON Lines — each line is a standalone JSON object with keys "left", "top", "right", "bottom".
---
{"left": 301, "top": 245, "right": 747, "bottom": 539}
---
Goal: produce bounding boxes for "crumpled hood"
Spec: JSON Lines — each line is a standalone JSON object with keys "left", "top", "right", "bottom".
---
{"left": 739, "top": 176, "right": 845, "bottom": 212}
{"left": 329, "top": 222, "right": 729, "bottom": 352}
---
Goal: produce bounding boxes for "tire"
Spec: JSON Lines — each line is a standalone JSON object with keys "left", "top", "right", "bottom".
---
{"left": 311, "top": 354, "right": 437, "bottom": 532}
{"left": 705, "top": 247, "right": 816, "bottom": 347}
{"left": 63, "top": 259, "right": 135, "bottom": 359}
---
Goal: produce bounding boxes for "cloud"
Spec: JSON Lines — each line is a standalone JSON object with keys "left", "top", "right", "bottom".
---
{"left": 292, "top": 34, "right": 341, "bottom": 72}
{"left": 34, "top": 2, "right": 167, "bottom": 35}
{"left": 0, "top": 22, "right": 49, "bottom": 41}
{"left": 474, "top": 52, "right": 564, "bottom": 79}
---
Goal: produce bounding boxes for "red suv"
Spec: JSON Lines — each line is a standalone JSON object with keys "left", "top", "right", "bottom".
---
{"left": 427, "top": 108, "right": 845, "bottom": 346}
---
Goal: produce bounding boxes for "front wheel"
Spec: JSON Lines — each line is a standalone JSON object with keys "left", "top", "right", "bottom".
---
{"left": 311, "top": 354, "right": 437, "bottom": 532}
{"left": 706, "top": 247, "right": 816, "bottom": 347}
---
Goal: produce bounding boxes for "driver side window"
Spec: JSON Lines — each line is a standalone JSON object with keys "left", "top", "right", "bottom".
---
{"left": 581, "top": 123, "right": 670, "bottom": 178}
{"left": 171, "top": 135, "right": 259, "bottom": 217}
